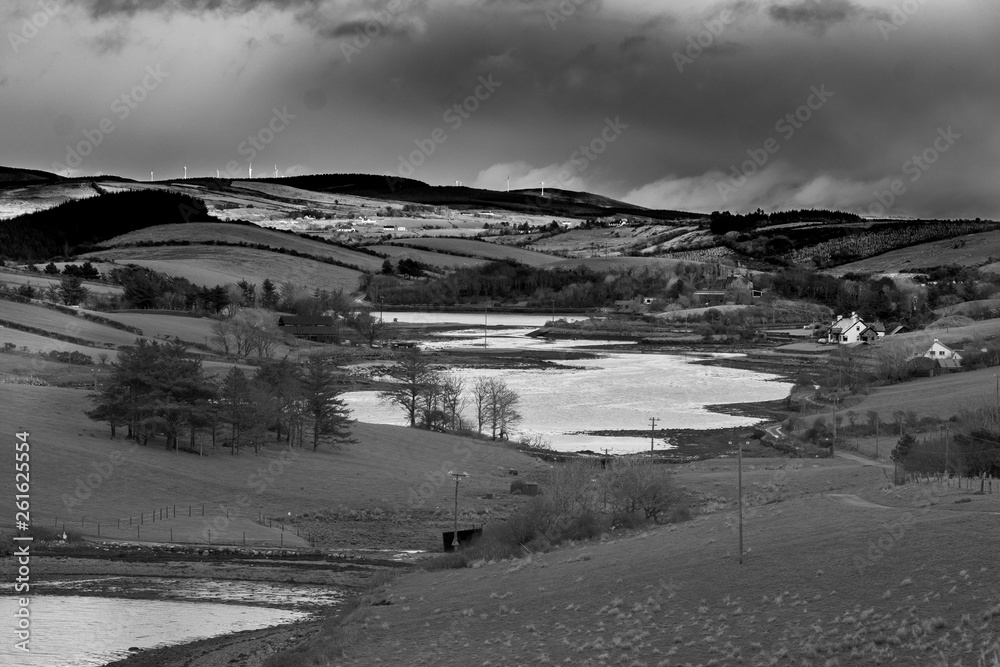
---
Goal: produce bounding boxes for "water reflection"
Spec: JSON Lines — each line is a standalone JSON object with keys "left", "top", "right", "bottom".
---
{"left": 0, "top": 595, "right": 309, "bottom": 667}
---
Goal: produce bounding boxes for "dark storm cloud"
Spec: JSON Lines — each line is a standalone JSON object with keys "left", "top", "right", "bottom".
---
{"left": 768, "top": 0, "right": 887, "bottom": 33}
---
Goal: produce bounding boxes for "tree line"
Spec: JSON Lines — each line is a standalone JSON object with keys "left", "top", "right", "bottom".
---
{"left": 378, "top": 348, "right": 523, "bottom": 439}
{"left": 87, "top": 339, "right": 353, "bottom": 454}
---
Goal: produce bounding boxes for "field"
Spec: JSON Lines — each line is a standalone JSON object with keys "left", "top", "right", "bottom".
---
{"left": 0, "top": 383, "right": 548, "bottom": 548}
{"left": 100, "top": 222, "right": 386, "bottom": 272}
{"left": 0, "top": 329, "right": 118, "bottom": 363}
{"left": 316, "top": 457, "right": 1000, "bottom": 666}
{"left": 384, "top": 237, "right": 560, "bottom": 267}
{"left": 0, "top": 267, "right": 123, "bottom": 296}
{"left": 528, "top": 225, "right": 694, "bottom": 258}
{"left": 0, "top": 300, "right": 140, "bottom": 347}
{"left": 82, "top": 245, "right": 364, "bottom": 292}
{"left": 365, "top": 245, "right": 489, "bottom": 270}
{"left": 826, "top": 229, "right": 1000, "bottom": 275}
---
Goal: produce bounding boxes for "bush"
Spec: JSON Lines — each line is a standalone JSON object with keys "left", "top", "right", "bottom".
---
{"left": 605, "top": 457, "right": 687, "bottom": 525}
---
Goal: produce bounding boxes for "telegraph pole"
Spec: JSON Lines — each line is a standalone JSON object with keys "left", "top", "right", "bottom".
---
{"left": 649, "top": 417, "right": 658, "bottom": 457}
{"left": 448, "top": 471, "right": 469, "bottom": 549}
{"left": 731, "top": 440, "right": 745, "bottom": 564}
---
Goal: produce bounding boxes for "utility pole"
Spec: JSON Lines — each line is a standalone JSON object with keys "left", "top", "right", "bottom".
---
{"left": 945, "top": 424, "right": 950, "bottom": 477}
{"left": 831, "top": 398, "right": 838, "bottom": 455}
{"left": 874, "top": 418, "right": 879, "bottom": 459}
{"left": 731, "top": 440, "right": 745, "bottom": 564}
{"left": 484, "top": 304, "right": 489, "bottom": 348}
{"left": 448, "top": 471, "right": 469, "bottom": 550}
{"left": 649, "top": 417, "right": 658, "bottom": 457}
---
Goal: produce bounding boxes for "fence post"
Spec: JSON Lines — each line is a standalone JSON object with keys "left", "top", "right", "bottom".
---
{"left": 97, "top": 523, "right": 100, "bottom": 537}
{"left": 202, "top": 504, "right": 205, "bottom": 516}
{"left": 243, "top": 532, "right": 246, "bottom": 546}
{"left": 208, "top": 530, "right": 211, "bottom": 544}
{"left": 137, "top": 525, "right": 140, "bottom": 539}
{"left": 170, "top": 528, "right": 173, "bottom": 542}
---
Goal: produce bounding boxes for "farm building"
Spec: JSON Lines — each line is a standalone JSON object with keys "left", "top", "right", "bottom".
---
{"left": 692, "top": 276, "right": 760, "bottom": 306}
{"left": 277, "top": 315, "right": 338, "bottom": 342}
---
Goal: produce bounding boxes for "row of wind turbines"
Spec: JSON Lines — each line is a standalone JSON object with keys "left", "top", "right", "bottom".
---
{"left": 149, "top": 168, "right": 548, "bottom": 197}
{"left": 149, "top": 163, "right": 278, "bottom": 181}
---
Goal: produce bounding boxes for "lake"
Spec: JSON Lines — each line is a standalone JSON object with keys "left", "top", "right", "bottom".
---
{"left": 348, "top": 323, "right": 791, "bottom": 453}
{"left": 0, "top": 595, "right": 310, "bottom": 667}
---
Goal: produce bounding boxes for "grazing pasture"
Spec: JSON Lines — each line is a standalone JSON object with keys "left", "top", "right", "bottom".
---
{"left": 99, "top": 222, "right": 385, "bottom": 272}
{"left": 82, "top": 245, "right": 365, "bottom": 293}
{"left": 365, "top": 245, "right": 489, "bottom": 270}
{"left": 0, "top": 268, "right": 123, "bottom": 297}
{"left": 386, "top": 237, "right": 560, "bottom": 266}
{"left": 0, "top": 383, "right": 547, "bottom": 544}
{"left": 0, "top": 300, "right": 138, "bottom": 347}
{"left": 317, "top": 458, "right": 1000, "bottom": 667}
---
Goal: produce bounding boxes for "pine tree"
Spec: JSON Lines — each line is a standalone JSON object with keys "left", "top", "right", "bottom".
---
{"left": 298, "top": 355, "right": 354, "bottom": 450}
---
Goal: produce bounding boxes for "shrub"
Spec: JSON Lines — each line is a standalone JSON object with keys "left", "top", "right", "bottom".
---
{"left": 604, "top": 457, "right": 687, "bottom": 525}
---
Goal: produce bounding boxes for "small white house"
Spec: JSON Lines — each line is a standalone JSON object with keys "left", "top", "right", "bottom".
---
{"left": 824, "top": 312, "right": 867, "bottom": 344}
{"left": 923, "top": 339, "right": 962, "bottom": 362}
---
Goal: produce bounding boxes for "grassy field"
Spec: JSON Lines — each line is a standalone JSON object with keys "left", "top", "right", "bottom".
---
{"left": 100, "top": 222, "right": 385, "bottom": 272}
{"left": 0, "top": 383, "right": 548, "bottom": 548}
{"left": 309, "top": 457, "right": 1000, "bottom": 666}
{"left": 82, "top": 245, "right": 364, "bottom": 293}
{"left": 529, "top": 225, "right": 689, "bottom": 258}
{"left": 385, "top": 237, "right": 561, "bottom": 267}
{"left": 365, "top": 245, "right": 489, "bottom": 270}
{"left": 0, "top": 299, "right": 139, "bottom": 347}
{"left": 0, "top": 267, "right": 123, "bottom": 296}
{"left": 827, "top": 229, "right": 1000, "bottom": 275}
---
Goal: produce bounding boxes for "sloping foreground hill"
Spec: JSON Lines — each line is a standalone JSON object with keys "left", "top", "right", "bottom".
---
{"left": 99, "top": 221, "right": 385, "bottom": 272}
{"left": 0, "top": 383, "right": 548, "bottom": 546}
{"left": 283, "top": 458, "right": 1000, "bottom": 666}
{"left": 83, "top": 245, "right": 364, "bottom": 293}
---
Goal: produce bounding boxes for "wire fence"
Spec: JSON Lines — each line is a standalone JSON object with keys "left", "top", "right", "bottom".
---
{"left": 31, "top": 504, "right": 317, "bottom": 548}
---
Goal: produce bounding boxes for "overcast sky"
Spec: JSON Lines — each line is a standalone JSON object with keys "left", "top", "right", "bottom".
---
{"left": 2, "top": 0, "right": 997, "bottom": 218}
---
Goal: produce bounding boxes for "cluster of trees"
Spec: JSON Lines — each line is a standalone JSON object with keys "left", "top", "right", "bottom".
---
{"left": 0, "top": 190, "right": 212, "bottom": 262}
{"left": 378, "top": 349, "right": 522, "bottom": 438}
{"left": 210, "top": 309, "right": 280, "bottom": 359}
{"left": 709, "top": 208, "right": 860, "bottom": 235}
{"left": 5, "top": 275, "right": 90, "bottom": 306}
{"left": 87, "top": 340, "right": 353, "bottom": 454}
{"left": 380, "top": 257, "right": 429, "bottom": 277}
{"left": 364, "top": 260, "right": 735, "bottom": 309}
{"left": 43, "top": 261, "right": 101, "bottom": 280}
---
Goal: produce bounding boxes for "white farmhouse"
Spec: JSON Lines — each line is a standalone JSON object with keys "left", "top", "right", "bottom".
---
{"left": 824, "top": 312, "right": 868, "bottom": 344}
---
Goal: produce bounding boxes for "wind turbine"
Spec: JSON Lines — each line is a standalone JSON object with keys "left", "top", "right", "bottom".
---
{"left": 273, "top": 164, "right": 278, "bottom": 178}
{"left": 541, "top": 181, "right": 544, "bottom": 197}
{"left": 150, "top": 171, "right": 154, "bottom": 181}
{"left": 216, "top": 169, "right": 220, "bottom": 178}
{"left": 249, "top": 162, "right": 252, "bottom": 179}
{"left": 506, "top": 175, "right": 510, "bottom": 192}
{"left": 183, "top": 165, "right": 187, "bottom": 179}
